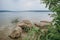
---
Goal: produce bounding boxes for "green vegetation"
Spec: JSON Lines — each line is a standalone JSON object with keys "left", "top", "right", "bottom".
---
{"left": 24, "top": 0, "right": 60, "bottom": 40}
{"left": 41, "top": 0, "right": 60, "bottom": 40}
{"left": 24, "top": 26, "right": 41, "bottom": 40}
{"left": 23, "top": 25, "right": 50, "bottom": 40}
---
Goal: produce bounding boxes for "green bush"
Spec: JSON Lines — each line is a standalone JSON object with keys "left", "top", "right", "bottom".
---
{"left": 41, "top": 0, "right": 60, "bottom": 40}
{"left": 24, "top": 26, "right": 41, "bottom": 40}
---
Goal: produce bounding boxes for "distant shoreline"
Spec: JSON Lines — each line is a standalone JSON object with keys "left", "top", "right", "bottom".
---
{"left": 0, "top": 10, "right": 51, "bottom": 12}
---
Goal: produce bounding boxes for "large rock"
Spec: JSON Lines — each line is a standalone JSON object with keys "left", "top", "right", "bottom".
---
{"left": 9, "top": 20, "right": 33, "bottom": 39}
{"left": 17, "top": 20, "right": 33, "bottom": 28}
{"left": 9, "top": 26, "right": 22, "bottom": 39}
{"left": 34, "top": 21, "right": 51, "bottom": 29}
{"left": 17, "top": 20, "right": 33, "bottom": 32}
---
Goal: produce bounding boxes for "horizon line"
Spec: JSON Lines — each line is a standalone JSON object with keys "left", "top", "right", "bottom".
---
{"left": 0, "top": 10, "right": 51, "bottom": 12}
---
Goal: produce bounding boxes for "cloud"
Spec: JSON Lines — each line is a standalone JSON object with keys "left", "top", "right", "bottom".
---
{"left": 0, "top": 0, "right": 48, "bottom": 11}
{"left": 16, "top": 0, "right": 48, "bottom": 10}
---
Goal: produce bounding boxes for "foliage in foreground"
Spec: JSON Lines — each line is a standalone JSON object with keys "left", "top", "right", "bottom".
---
{"left": 24, "top": 0, "right": 60, "bottom": 40}
{"left": 24, "top": 26, "right": 49, "bottom": 40}
{"left": 41, "top": 0, "right": 60, "bottom": 40}
{"left": 24, "top": 26, "right": 41, "bottom": 40}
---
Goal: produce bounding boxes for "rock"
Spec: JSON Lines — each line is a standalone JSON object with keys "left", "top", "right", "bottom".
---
{"left": 9, "top": 27, "right": 22, "bottom": 39}
{"left": 9, "top": 20, "right": 33, "bottom": 39}
{"left": 34, "top": 21, "right": 51, "bottom": 29}
{"left": 9, "top": 20, "right": 51, "bottom": 39}
{"left": 17, "top": 20, "right": 33, "bottom": 32}
{"left": 17, "top": 20, "right": 32, "bottom": 28}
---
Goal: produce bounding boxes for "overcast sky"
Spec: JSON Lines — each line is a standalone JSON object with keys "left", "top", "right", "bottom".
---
{"left": 0, "top": 0, "right": 48, "bottom": 11}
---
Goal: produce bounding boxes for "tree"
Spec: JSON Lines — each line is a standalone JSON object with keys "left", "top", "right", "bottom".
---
{"left": 42, "top": 0, "right": 60, "bottom": 40}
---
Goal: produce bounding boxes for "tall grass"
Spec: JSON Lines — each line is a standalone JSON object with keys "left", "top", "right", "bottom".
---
{"left": 24, "top": 26, "right": 41, "bottom": 40}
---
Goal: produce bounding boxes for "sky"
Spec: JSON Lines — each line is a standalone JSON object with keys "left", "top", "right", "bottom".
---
{"left": 0, "top": 0, "right": 49, "bottom": 11}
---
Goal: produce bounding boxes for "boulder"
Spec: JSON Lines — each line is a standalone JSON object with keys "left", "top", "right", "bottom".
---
{"left": 17, "top": 20, "right": 33, "bottom": 32}
{"left": 9, "top": 20, "right": 33, "bottom": 39}
{"left": 34, "top": 21, "right": 51, "bottom": 29}
{"left": 9, "top": 27, "right": 22, "bottom": 39}
{"left": 17, "top": 20, "right": 32, "bottom": 28}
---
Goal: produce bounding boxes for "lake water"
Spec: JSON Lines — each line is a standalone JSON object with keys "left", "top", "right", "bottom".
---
{"left": 0, "top": 12, "right": 53, "bottom": 27}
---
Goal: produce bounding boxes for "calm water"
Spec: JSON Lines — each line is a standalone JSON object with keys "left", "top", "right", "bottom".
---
{"left": 0, "top": 12, "right": 53, "bottom": 27}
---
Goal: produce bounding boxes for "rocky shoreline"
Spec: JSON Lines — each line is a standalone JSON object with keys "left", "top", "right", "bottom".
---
{"left": 0, "top": 20, "right": 51, "bottom": 40}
